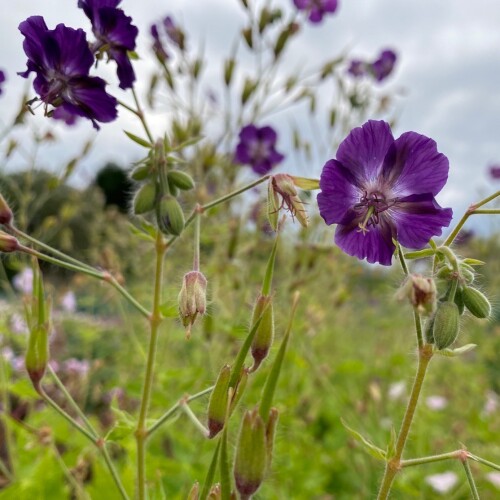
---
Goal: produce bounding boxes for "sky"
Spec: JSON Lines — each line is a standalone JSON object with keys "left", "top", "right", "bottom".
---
{"left": 1, "top": 0, "right": 499, "bottom": 233}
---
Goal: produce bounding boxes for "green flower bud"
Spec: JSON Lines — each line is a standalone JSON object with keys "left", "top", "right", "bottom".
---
{"left": 167, "top": 170, "right": 195, "bottom": 191}
{"left": 0, "top": 231, "right": 20, "bottom": 253}
{"left": 265, "top": 408, "right": 279, "bottom": 474}
{"left": 273, "top": 22, "right": 299, "bottom": 59}
{"left": 224, "top": 58, "right": 236, "bottom": 86}
{"left": 156, "top": 195, "right": 185, "bottom": 235}
{"left": 26, "top": 325, "right": 49, "bottom": 393}
{"left": 130, "top": 164, "right": 151, "bottom": 181}
{"left": 436, "top": 264, "right": 453, "bottom": 280}
{"left": 178, "top": 271, "right": 207, "bottom": 338}
{"left": 267, "top": 179, "right": 280, "bottom": 231}
{"left": 459, "top": 266, "right": 475, "bottom": 285}
{"left": 187, "top": 481, "right": 199, "bottom": 500}
{"left": 454, "top": 285, "right": 465, "bottom": 315}
{"left": 242, "top": 27, "right": 253, "bottom": 48}
{"left": 462, "top": 286, "right": 491, "bottom": 319}
{"left": 207, "top": 364, "right": 231, "bottom": 438}
{"left": 241, "top": 78, "right": 257, "bottom": 104}
{"left": 0, "top": 194, "right": 13, "bottom": 225}
{"left": 424, "top": 316, "right": 435, "bottom": 344}
{"left": 250, "top": 294, "right": 274, "bottom": 372}
{"left": 433, "top": 302, "right": 460, "bottom": 350}
{"left": 133, "top": 182, "right": 157, "bottom": 215}
{"left": 234, "top": 409, "right": 267, "bottom": 499}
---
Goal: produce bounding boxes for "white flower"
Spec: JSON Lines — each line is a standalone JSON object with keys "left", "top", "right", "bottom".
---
{"left": 425, "top": 472, "right": 458, "bottom": 494}
{"left": 426, "top": 395, "right": 448, "bottom": 411}
{"left": 388, "top": 381, "right": 406, "bottom": 400}
{"left": 60, "top": 291, "right": 77, "bottom": 313}
{"left": 486, "top": 472, "right": 500, "bottom": 489}
{"left": 13, "top": 267, "right": 34, "bottom": 295}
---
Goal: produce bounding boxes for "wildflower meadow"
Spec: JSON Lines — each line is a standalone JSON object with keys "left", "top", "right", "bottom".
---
{"left": 0, "top": 1, "right": 499, "bottom": 499}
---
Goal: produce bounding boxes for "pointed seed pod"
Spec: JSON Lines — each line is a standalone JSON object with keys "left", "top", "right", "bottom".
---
{"left": 229, "top": 368, "right": 248, "bottom": 415}
{"left": 207, "top": 364, "right": 231, "bottom": 438}
{"left": 167, "top": 170, "right": 195, "bottom": 191}
{"left": 224, "top": 58, "right": 236, "bottom": 86}
{"left": 250, "top": 294, "right": 274, "bottom": 372}
{"left": 187, "top": 481, "right": 199, "bottom": 500}
{"left": 0, "top": 194, "right": 13, "bottom": 225}
{"left": 433, "top": 301, "right": 460, "bottom": 350}
{"left": 267, "top": 179, "right": 280, "bottom": 231}
{"left": 462, "top": 286, "right": 491, "bottom": 319}
{"left": 265, "top": 408, "right": 279, "bottom": 474}
{"left": 0, "top": 231, "right": 20, "bottom": 253}
{"left": 156, "top": 194, "right": 185, "bottom": 235}
{"left": 234, "top": 409, "right": 267, "bottom": 499}
{"left": 133, "top": 182, "right": 157, "bottom": 215}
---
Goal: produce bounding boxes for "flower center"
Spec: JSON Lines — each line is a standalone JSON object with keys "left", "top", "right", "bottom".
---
{"left": 354, "top": 191, "right": 396, "bottom": 233}
{"left": 249, "top": 140, "right": 271, "bottom": 162}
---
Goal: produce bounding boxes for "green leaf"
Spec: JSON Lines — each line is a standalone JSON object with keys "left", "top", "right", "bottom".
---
{"left": 435, "top": 344, "right": 477, "bottom": 357}
{"left": 124, "top": 131, "right": 153, "bottom": 148}
{"left": 462, "top": 258, "right": 485, "bottom": 266}
{"left": 341, "top": 418, "right": 387, "bottom": 460}
{"left": 386, "top": 426, "right": 397, "bottom": 459}
{"left": 127, "top": 222, "right": 155, "bottom": 242}
{"left": 200, "top": 440, "right": 221, "bottom": 499}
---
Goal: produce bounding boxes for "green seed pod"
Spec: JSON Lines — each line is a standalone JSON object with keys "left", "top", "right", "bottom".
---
{"left": 267, "top": 179, "right": 280, "bottom": 231}
{"left": 207, "top": 364, "right": 231, "bottom": 439}
{"left": 187, "top": 481, "right": 199, "bottom": 500}
{"left": 250, "top": 294, "right": 274, "bottom": 372}
{"left": 265, "top": 408, "right": 279, "bottom": 474}
{"left": 133, "top": 182, "right": 157, "bottom": 215}
{"left": 433, "top": 302, "right": 460, "bottom": 350}
{"left": 454, "top": 286, "right": 465, "bottom": 315}
{"left": 156, "top": 195, "right": 185, "bottom": 236}
{"left": 462, "top": 286, "right": 491, "bottom": 319}
{"left": 130, "top": 164, "right": 151, "bottom": 181}
{"left": 234, "top": 409, "right": 267, "bottom": 499}
{"left": 167, "top": 170, "right": 195, "bottom": 191}
{"left": 224, "top": 58, "right": 236, "bottom": 86}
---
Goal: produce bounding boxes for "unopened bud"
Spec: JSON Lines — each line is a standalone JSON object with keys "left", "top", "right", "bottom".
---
{"left": 133, "top": 182, "right": 157, "bottom": 215}
{"left": 454, "top": 285, "right": 465, "bottom": 315}
{"left": 234, "top": 409, "right": 267, "bottom": 499}
{"left": 26, "top": 325, "right": 49, "bottom": 392}
{"left": 269, "top": 174, "right": 308, "bottom": 228}
{"left": 241, "top": 78, "right": 258, "bottom": 105}
{"left": 130, "top": 164, "right": 151, "bottom": 181}
{"left": 0, "top": 194, "right": 13, "bottom": 225}
{"left": 396, "top": 274, "right": 436, "bottom": 316}
{"left": 265, "top": 408, "right": 279, "bottom": 473}
{"left": 462, "top": 286, "right": 491, "bottom": 319}
{"left": 274, "top": 22, "right": 299, "bottom": 59}
{"left": 187, "top": 481, "right": 199, "bottom": 500}
{"left": 167, "top": 170, "right": 195, "bottom": 191}
{"left": 250, "top": 294, "right": 274, "bottom": 372}
{"left": 0, "top": 231, "right": 20, "bottom": 253}
{"left": 242, "top": 27, "right": 253, "bottom": 48}
{"left": 178, "top": 271, "right": 207, "bottom": 338}
{"left": 156, "top": 195, "right": 185, "bottom": 235}
{"left": 207, "top": 483, "right": 221, "bottom": 500}
{"left": 207, "top": 364, "right": 231, "bottom": 438}
{"left": 433, "top": 301, "right": 460, "bottom": 350}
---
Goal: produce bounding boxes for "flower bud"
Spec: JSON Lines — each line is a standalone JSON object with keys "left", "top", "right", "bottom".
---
{"left": 156, "top": 194, "right": 185, "bottom": 235}
{"left": 234, "top": 409, "right": 267, "bottom": 499}
{"left": 207, "top": 484, "right": 221, "bottom": 500}
{"left": 269, "top": 174, "right": 308, "bottom": 228}
{"left": 167, "top": 170, "right": 195, "bottom": 191}
{"left": 178, "top": 271, "right": 207, "bottom": 338}
{"left": 224, "top": 59, "right": 236, "bottom": 86}
{"left": 241, "top": 78, "right": 257, "bottom": 104}
{"left": 250, "top": 294, "right": 274, "bottom": 372}
{"left": 130, "top": 164, "right": 151, "bottom": 181}
{"left": 26, "top": 325, "right": 49, "bottom": 392}
{"left": 207, "top": 364, "right": 231, "bottom": 438}
{"left": 265, "top": 408, "right": 279, "bottom": 473}
{"left": 396, "top": 274, "right": 436, "bottom": 316}
{"left": 454, "top": 285, "right": 465, "bottom": 315}
{"left": 0, "top": 194, "right": 13, "bottom": 225}
{"left": 433, "top": 302, "right": 460, "bottom": 350}
{"left": 462, "top": 286, "right": 491, "bottom": 319}
{"left": 0, "top": 231, "right": 20, "bottom": 253}
{"left": 133, "top": 182, "right": 157, "bottom": 215}
{"left": 242, "top": 27, "right": 253, "bottom": 48}
{"left": 187, "top": 481, "right": 199, "bottom": 500}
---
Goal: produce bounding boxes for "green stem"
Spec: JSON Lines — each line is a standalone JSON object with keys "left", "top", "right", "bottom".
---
{"left": 131, "top": 88, "right": 154, "bottom": 143}
{"left": 51, "top": 443, "right": 89, "bottom": 500}
{"left": 193, "top": 210, "right": 201, "bottom": 271}
{"left": 377, "top": 345, "right": 433, "bottom": 500}
{"left": 413, "top": 309, "right": 424, "bottom": 350}
{"left": 0, "top": 347, "right": 15, "bottom": 480}
{"left": 444, "top": 191, "right": 499, "bottom": 246}
{"left": 180, "top": 402, "right": 209, "bottom": 437}
{"left": 147, "top": 386, "right": 214, "bottom": 437}
{"left": 462, "top": 459, "right": 480, "bottom": 500}
{"left": 401, "top": 450, "right": 464, "bottom": 467}
{"left": 99, "top": 444, "right": 130, "bottom": 500}
{"left": 395, "top": 242, "right": 409, "bottom": 276}
{"left": 136, "top": 231, "right": 166, "bottom": 500}
{"left": 468, "top": 453, "right": 500, "bottom": 472}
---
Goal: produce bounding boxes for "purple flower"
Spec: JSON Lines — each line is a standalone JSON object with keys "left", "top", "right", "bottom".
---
{"left": 18, "top": 16, "right": 117, "bottom": 129}
{"left": 150, "top": 24, "right": 169, "bottom": 63}
{"left": 163, "top": 16, "right": 185, "bottom": 50}
{"left": 317, "top": 120, "right": 453, "bottom": 265}
{"left": 293, "top": 0, "right": 339, "bottom": 24}
{"left": 78, "top": 0, "right": 138, "bottom": 89}
{"left": 489, "top": 165, "right": 500, "bottom": 180}
{"left": 235, "top": 125, "right": 285, "bottom": 175}
{"left": 0, "top": 70, "right": 6, "bottom": 95}
{"left": 347, "top": 60, "right": 367, "bottom": 78}
{"left": 371, "top": 49, "right": 397, "bottom": 82}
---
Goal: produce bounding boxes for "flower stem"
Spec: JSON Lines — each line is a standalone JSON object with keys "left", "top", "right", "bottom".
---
{"left": 462, "top": 459, "right": 480, "bottom": 500}
{"left": 468, "top": 453, "right": 500, "bottom": 471}
{"left": 135, "top": 231, "right": 166, "bottom": 500}
{"left": 193, "top": 209, "right": 201, "bottom": 271}
{"left": 131, "top": 87, "right": 154, "bottom": 144}
{"left": 180, "top": 402, "right": 209, "bottom": 437}
{"left": 401, "top": 450, "right": 464, "bottom": 467}
{"left": 377, "top": 344, "right": 433, "bottom": 499}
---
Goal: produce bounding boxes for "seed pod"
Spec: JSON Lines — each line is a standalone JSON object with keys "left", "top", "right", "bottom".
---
{"left": 250, "top": 294, "right": 274, "bottom": 372}
{"left": 133, "top": 182, "right": 157, "bottom": 215}
{"left": 130, "top": 164, "right": 151, "bottom": 181}
{"left": 0, "top": 231, "right": 20, "bottom": 253}
{"left": 224, "top": 58, "right": 236, "bottom": 86}
{"left": 433, "top": 302, "right": 460, "bottom": 350}
{"left": 156, "top": 195, "right": 185, "bottom": 235}
{"left": 424, "top": 317, "right": 435, "bottom": 344}
{"left": 454, "top": 285, "right": 465, "bottom": 315}
{"left": 167, "top": 170, "right": 195, "bottom": 191}
{"left": 265, "top": 408, "right": 279, "bottom": 473}
{"left": 0, "top": 194, "right": 13, "bottom": 225}
{"left": 462, "top": 286, "right": 491, "bottom": 319}
{"left": 207, "top": 364, "right": 231, "bottom": 438}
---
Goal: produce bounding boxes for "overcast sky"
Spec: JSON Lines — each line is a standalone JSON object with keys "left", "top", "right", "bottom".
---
{"left": 1, "top": 0, "right": 499, "bottom": 233}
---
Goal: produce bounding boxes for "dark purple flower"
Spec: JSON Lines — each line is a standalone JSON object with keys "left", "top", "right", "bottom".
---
{"left": 150, "top": 24, "right": 169, "bottom": 63}
{"left": 347, "top": 60, "right": 367, "bottom": 78}
{"left": 370, "top": 49, "right": 397, "bottom": 82}
{"left": 18, "top": 16, "right": 117, "bottom": 129}
{"left": 293, "top": 0, "right": 339, "bottom": 24}
{"left": 0, "top": 70, "right": 6, "bottom": 95}
{"left": 163, "top": 16, "right": 185, "bottom": 50}
{"left": 235, "top": 125, "right": 285, "bottom": 175}
{"left": 317, "top": 120, "right": 453, "bottom": 265}
{"left": 489, "top": 165, "right": 500, "bottom": 180}
{"left": 78, "top": 0, "right": 138, "bottom": 89}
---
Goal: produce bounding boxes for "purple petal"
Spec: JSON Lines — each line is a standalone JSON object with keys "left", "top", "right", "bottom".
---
{"left": 97, "top": 6, "right": 138, "bottom": 50}
{"left": 308, "top": 8, "right": 324, "bottom": 23}
{"left": 239, "top": 124, "right": 258, "bottom": 144}
{"left": 381, "top": 132, "right": 449, "bottom": 196}
{"left": 110, "top": 48, "right": 136, "bottom": 89}
{"left": 293, "top": 0, "right": 310, "bottom": 8}
{"left": 393, "top": 194, "right": 453, "bottom": 249}
{"left": 257, "top": 125, "right": 277, "bottom": 145}
{"left": 252, "top": 160, "right": 274, "bottom": 175}
{"left": 52, "top": 24, "right": 94, "bottom": 76}
{"left": 235, "top": 142, "right": 252, "bottom": 164}
{"left": 336, "top": 120, "right": 394, "bottom": 185}
{"left": 335, "top": 214, "right": 396, "bottom": 266}
{"left": 318, "top": 159, "right": 360, "bottom": 224}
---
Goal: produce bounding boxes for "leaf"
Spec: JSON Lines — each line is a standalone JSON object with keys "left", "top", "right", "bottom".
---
{"left": 171, "top": 136, "right": 204, "bottom": 151}
{"left": 124, "top": 130, "right": 153, "bottom": 148}
{"left": 386, "top": 426, "right": 397, "bottom": 459}
{"left": 291, "top": 176, "right": 320, "bottom": 191}
{"left": 462, "top": 258, "right": 485, "bottom": 266}
{"left": 105, "top": 407, "right": 136, "bottom": 441}
{"left": 435, "top": 344, "right": 477, "bottom": 357}
{"left": 127, "top": 222, "right": 155, "bottom": 242}
{"left": 159, "top": 302, "right": 179, "bottom": 318}
{"left": 341, "top": 418, "right": 387, "bottom": 460}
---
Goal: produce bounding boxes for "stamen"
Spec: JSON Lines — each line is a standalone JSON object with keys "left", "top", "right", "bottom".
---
{"left": 357, "top": 206, "right": 375, "bottom": 234}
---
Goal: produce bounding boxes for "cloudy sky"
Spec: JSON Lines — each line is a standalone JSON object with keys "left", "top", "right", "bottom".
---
{"left": 1, "top": 0, "right": 499, "bottom": 232}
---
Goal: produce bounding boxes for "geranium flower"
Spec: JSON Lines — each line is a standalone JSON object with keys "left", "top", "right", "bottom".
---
{"left": 18, "top": 16, "right": 117, "bottom": 129}
{"left": 150, "top": 24, "right": 169, "bottom": 63}
{"left": 371, "top": 49, "right": 397, "bottom": 82}
{"left": 163, "top": 16, "right": 185, "bottom": 50}
{"left": 317, "top": 120, "right": 453, "bottom": 265}
{"left": 0, "top": 70, "right": 6, "bottom": 95}
{"left": 293, "top": 0, "right": 339, "bottom": 23}
{"left": 489, "top": 165, "right": 500, "bottom": 180}
{"left": 78, "top": 0, "right": 138, "bottom": 89}
{"left": 235, "top": 125, "right": 285, "bottom": 175}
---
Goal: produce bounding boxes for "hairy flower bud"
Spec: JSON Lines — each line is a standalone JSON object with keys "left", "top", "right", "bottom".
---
{"left": 462, "top": 286, "right": 491, "bottom": 319}
{"left": 234, "top": 409, "right": 267, "bottom": 498}
{"left": 156, "top": 194, "right": 185, "bottom": 235}
{"left": 0, "top": 194, "right": 13, "bottom": 225}
{"left": 269, "top": 174, "right": 308, "bottom": 228}
{"left": 167, "top": 170, "right": 195, "bottom": 191}
{"left": 0, "top": 231, "right": 20, "bottom": 253}
{"left": 433, "top": 302, "right": 460, "bottom": 350}
{"left": 133, "top": 182, "right": 157, "bottom": 215}
{"left": 187, "top": 481, "right": 199, "bottom": 500}
{"left": 178, "top": 271, "right": 207, "bottom": 338}
{"left": 396, "top": 274, "right": 436, "bottom": 316}
{"left": 207, "top": 364, "right": 231, "bottom": 438}
{"left": 250, "top": 294, "right": 274, "bottom": 372}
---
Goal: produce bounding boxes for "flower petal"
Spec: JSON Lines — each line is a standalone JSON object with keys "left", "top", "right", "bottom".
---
{"left": 381, "top": 132, "right": 449, "bottom": 196}
{"left": 336, "top": 120, "right": 394, "bottom": 185}
{"left": 393, "top": 194, "right": 453, "bottom": 249}
{"left": 52, "top": 24, "right": 93, "bottom": 76}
